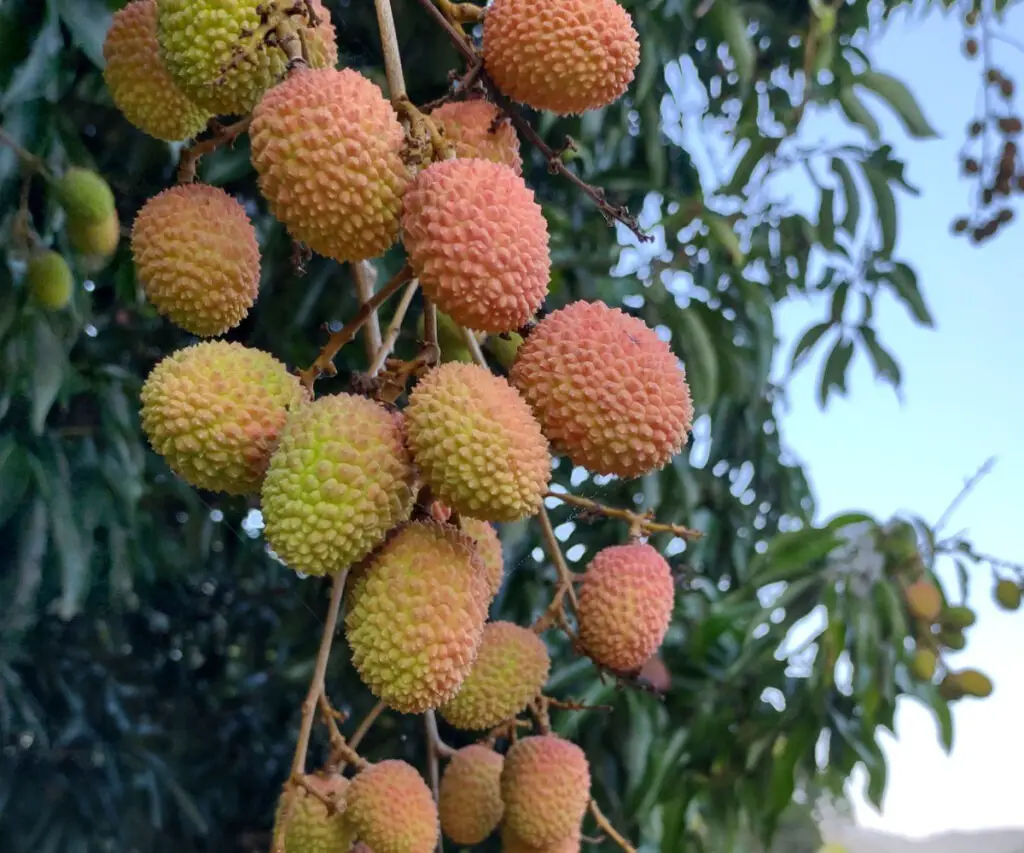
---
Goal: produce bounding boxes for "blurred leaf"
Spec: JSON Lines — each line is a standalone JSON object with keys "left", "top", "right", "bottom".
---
{"left": 29, "top": 317, "right": 66, "bottom": 435}
{"left": 789, "top": 321, "right": 831, "bottom": 372}
{"left": 858, "top": 325, "right": 902, "bottom": 388}
{"left": 831, "top": 157, "right": 861, "bottom": 235}
{"left": 837, "top": 86, "right": 881, "bottom": 142}
{"left": 818, "top": 187, "right": 836, "bottom": 251}
{"left": 0, "top": 437, "right": 32, "bottom": 527}
{"left": 857, "top": 69, "right": 939, "bottom": 139}
{"left": 862, "top": 163, "right": 898, "bottom": 254}
{"left": 818, "top": 337, "right": 855, "bottom": 405}
{"left": 888, "top": 261, "right": 934, "bottom": 326}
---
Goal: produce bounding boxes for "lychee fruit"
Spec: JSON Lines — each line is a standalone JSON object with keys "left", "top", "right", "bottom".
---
{"left": 103, "top": 0, "right": 211, "bottom": 142}
{"left": 909, "top": 648, "right": 937, "bottom": 681}
{"left": 501, "top": 736, "right": 590, "bottom": 848}
{"left": 274, "top": 774, "right": 356, "bottom": 853}
{"left": 140, "top": 341, "right": 306, "bottom": 495}
{"left": 461, "top": 517, "right": 505, "bottom": 602}
{"left": 510, "top": 300, "right": 694, "bottom": 478}
{"left": 439, "top": 621, "right": 549, "bottom": 730}
{"left": 430, "top": 99, "right": 522, "bottom": 174}
{"left": 344, "top": 521, "right": 489, "bottom": 713}
{"left": 250, "top": 68, "right": 407, "bottom": 264}
{"left": 402, "top": 158, "right": 550, "bottom": 334}
{"left": 346, "top": 760, "right": 439, "bottom": 853}
{"left": 53, "top": 168, "right": 115, "bottom": 225}
{"left": 638, "top": 654, "right": 671, "bottom": 693}
{"left": 904, "top": 579, "right": 942, "bottom": 623}
{"left": 995, "top": 578, "right": 1022, "bottom": 611}
{"left": 483, "top": 0, "right": 640, "bottom": 115}
{"left": 501, "top": 822, "right": 582, "bottom": 853}
{"left": 260, "top": 394, "right": 415, "bottom": 577}
{"left": 577, "top": 543, "right": 674, "bottom": 673}
{"left": 940, "top": 605, "right": 976, "bottom": 630}
{"left": 950, "top": 668, "right": 994, "bottom": 698}
{"left": 67, "top": 211, "right": 120, "bottom": 261}
{"left": 439, "top": 745, "right": 505, "bottom": 845}
{"left": 131, "top": 183, "right": 261, "bottom": 337}
{"left": 26, "top": 251, "right": 73, "bottom": 311}
{"left": 405, "top": 362, "right": 550, "bottom": 522}
{"left": 157, "top": 0, "right": 338, "bottom": 116}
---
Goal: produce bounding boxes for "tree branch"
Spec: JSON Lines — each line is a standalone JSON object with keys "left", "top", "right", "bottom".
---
{"left": 374, "top": 0, "right": 407, "bottom": 100}
{"left": 425, "top": 709, "right": 456, "bottom": 758}
{"left": 543, "top": 491, "right": 702, "bottom": 540}
{"left": 369, "top": 278, "right": 420, "bottom": 375}
{"left": 353, "top": 261, "right": 383, "bottom": 363}
{"left": 588, "top": 800, "right": 636, "bottom": 853}
{"left": 177, "top": 117, "right": 251, "bottom": 183}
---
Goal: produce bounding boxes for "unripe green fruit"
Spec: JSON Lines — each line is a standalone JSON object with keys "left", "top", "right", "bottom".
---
{"left": 940, "top": 605, "right": 976, "bottom": 630}
{"left": 54, "top": 168, "right": 116, "bottom": 224}
{"left": 67, "top": 211, "right": 120, "bottom": 259}
{"left": 486, "top": 330, "right": 523, "bottom": 370}
{"left": 274, "top": 774, "right": 356, "bottom": 853}
{"left": 937, "top": 628, "right": 966, "bottom": 651}
{"left": 909, "top": 648, "right": 936, "bottom": 681}
{"left": 26, "top": 251, "right": 74, "bottom": 310}
{"left": 995, "top": 579, "right": 1021, "bottom": 611}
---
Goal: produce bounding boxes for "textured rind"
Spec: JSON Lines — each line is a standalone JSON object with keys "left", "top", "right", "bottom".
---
{"left": 483, "top": 0, "right": 639, "bottom": 115}
{"left": 430, "top": 100, "right": 523, "bottom": 175}
{"left": 402, "top": 159, "right": 549, "bottom": 333}
{"left": 261, "top": 394, "right": 415, "bottom": 577}
{"left": 406, "top": 363, "right": 550, "bottom": 522}
{"left": 510, "top": 300, "right": 694, "bottom": 478}
{"left": 251, "top": 68, "right": 407, "bottom": 263}
{"left": 140, "top": 341, "right": 306, "bottom": 495}
{"left": 461, "top": 517, "right": 505, "bottom": 602}
{"left": 439, "top": 745, "right": 505, "bottom": 845}
{"left": 577, "top": 544, "right": 674, "bottom": 672}
{"left": 501, "top": 736, "right": 590, "bottom": 848}
{"left": 131, "top": 184, "right": 261, "bottom": 337}
{"left": 68, "top": 211, "right": 120, "bottom": 259}
{"left": 27, "top": 251, "right": 74, "bottom": 310}
{"left": 346, "top": 761, "right": 439, "bottom": 853}
{"left": 157, "top": 0, "right": 337, "bottom": 116}
{"left": 275, "top": 774, "right": 356, "bottom": 853}
{"left": 344, "top": 521, "right": 489, "bottom": 713}
{"left": 103, "top": 0, "right": 210, "bottom": 142}
{"left": 440, "top": 622, "right": 549, "bottom": 730}
{"left": 55, "top": 168, "right": 115, "bottom": 224}
{"left": 501, "top": 822, "right": 582, "bottom": 853}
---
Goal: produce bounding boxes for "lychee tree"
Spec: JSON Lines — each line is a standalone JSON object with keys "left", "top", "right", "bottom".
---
{"left": 0, "top": 1, "right": 1023, "bottom": 853}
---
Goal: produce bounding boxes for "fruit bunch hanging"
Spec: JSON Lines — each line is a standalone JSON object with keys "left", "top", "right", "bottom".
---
{"left": 99, "top": 0, "right": 698, "bottom": 850}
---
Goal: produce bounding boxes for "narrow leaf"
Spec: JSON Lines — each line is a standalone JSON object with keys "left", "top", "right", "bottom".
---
{"left": 706, "top": 214, "right": 745, "bottom": 267}
{"left": 838, "top": 86, "right": 881, "bottom": 142}
{"left": 831, "top": 156, "right": 861, "bottom": 234}
{"left": 818, "top": 337, "right": 855, "bottom": 406}
{"left": 859, "top": 326, "right": 902, "bottom": 388}
{"left": 888, "top": 261, "right": 934, "bottom": 326}
{"left": 857, "top": 69, "right": 939, "bottom": 139}
{"left": 862, "top": 164, "right": 898, "bottom": 254}
{"left": 818, "top": 187, "right": 836, "bottom": 251}
{"left": 676, "top": 308, "right": 720, "bottom": 409}
{"left": 29, "top": 318, "right": 67, "bottom": 435}
{"left": 789, "top": 321, "right": 831, "bottom": 371}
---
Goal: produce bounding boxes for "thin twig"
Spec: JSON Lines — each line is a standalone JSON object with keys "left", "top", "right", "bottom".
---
{"left": 538, "top": 506, "right": 579, "bottom": 613}
{"left": 425, "top": 712, "right": 443, "bottom": 853}
{"left": 460, "top": 326, "right": 488, "bottom": 368}
{"left": 422, "top": 300, "right": 440, "bottom": 364}
{"left": 588, "top": 800, "right": 637, "bottom": 853}
{"left": 0, "top": 127, "right": 50, "bottom": 179}
{"left": 934, "top": 456, "right": 996, "bottom": 534}
{"left": 425, "top": 709, "right": 457, "bottom": 758}
{"left": 177, "top": 117, "right": 251, "bottom": 183}
{"left": 353, "top": 262, "right": 383, "bottom": 363}
{"left": 369, "top": 279, "right": 420, "bottom": 375}
{"left": 374, "top": 0, "right": 407, "bottom": 100}
{"left": 348, "top": 700, "right": 387, "bottom": 751}
{"left": 544, "top": 491, "right": 702, "bottom": 540}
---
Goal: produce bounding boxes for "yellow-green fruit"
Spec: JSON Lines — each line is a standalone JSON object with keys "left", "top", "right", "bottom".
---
{"left": 938, "top": 674, "right": 965, "bottom": 701}
{"left": 140, "top": 341, "right": 306, "bottom": 495}
{"left": 439, "top": 745, "right": 505, "bottom": 845}
{"left": 102, "top": 0, "right": 210, "bottom": 142}
{"left": 430, "top": 99, "right": 523, "bottom": 175}
{"left": 937, "top": 628, "right": 966, "bottom": 651}
{"left": 487, "top": 332, "right": 524, "bottom": 371}
{"left": 346, "top": 760, "right": 439, "bottom": 853}
{"left": 577, "top": 543, "right": 675, "bottom": 673}
{"left": 501, "top": 823, "right": 582, "bottom": 853}
{"left": 439, "top": 621, "right": 549, "bottom": 730}
{"left": 405, "top": 363, "right": 550, "bottom": 522}
{"left": 26, "top": 251, "right": 73, "bottom": 310}
{"left": 131, "top": 183, "right": 261, "bottom": 337}
{"left": 910, "top": 648, "right": 937, "bottom": 681}
{"left": 501, "top": 736, "right": 590, "bottom": 849}
{"left": 995, "top": 579, "right": 1022, "bottom": 611}
{"left": 940, "top": 606, "right": 977, "bottom": 630}
{"left": 261, "top": 394, "right": 415, "bottom": 577}
{"left": 952, "top": 668, "right": 994, "bottom": 698}
{"left": 461, "top": 517, "right": 505, "bottom": 602}
{"left": 157, "top": 0, "right": 338, "bottom": 116}
{"left": 67, "top": 211, "right": 120, "bottom": 260}
{"left": 416, "top": 310, "right": 481, "bottom": 364}
{"left": 274, "top": 774, "right": 356, "bottom": 853}
{"left": 819, "top": 845, "right": 849, "bottom": 853}
{"left": 904, "top": 579, "right": 943, "bottom": 623}
{"left": 54, "top": 168, "right": 115, "bottom": 224}
{"left": 345, "top": 521, "right": 489, "bottom": 713}
{"left": 250, "top": 68, "right": 407, "bottom": 263}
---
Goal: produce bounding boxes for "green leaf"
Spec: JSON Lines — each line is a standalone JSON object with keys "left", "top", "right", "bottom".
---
{"left": 29, "top": 318, "right": 67, "bottom": 435}
{"left": 818, "top": 337, "right": 855, "bottom": 406}
{"left": 859, "top": 326, "right": 902, "bottom": 388}
{"left": 789, "top": 321, "right": 831, "bottom": 372}
{"left": 830, "top": 280, "right": 849, "bottom": 323}
{"left": 837, "top": 86, "right": 881, "bottom": 142}
{"left": 705, "top": 213, "right": 745, "bottom": 267}
{"left": 54, "top": 0, "right": 113, "bottom": 69}
{"left": 720, "top": 136, "right": 777, "bottom": 196}
{"left": 0, "top": 7, "right": 62, "bottom": 110}
{"left": 888, "top": 261, "right": 934, "bottom": 326}
{"left": 706, "top": 0, "right": 756, "bottom": 88}
{"left": 750, "top": 526, "right": 840, "bottom": 586}
{"left": 857, "top": 70, "right": 939, "bottom": 139}
{"left": 818, "top": 187, "right": 836, "bottom": 251}
{"left": 862, "top": 163, "right": 898, "bottom": 255}
{"left": 0, "top": 437, "right": 33, "bottom": 527}
{"left": 676, "top": 307, "right": 719, "bottom": 409}
{"left": 831, "top": 157, "right": 861, "bottom": 235}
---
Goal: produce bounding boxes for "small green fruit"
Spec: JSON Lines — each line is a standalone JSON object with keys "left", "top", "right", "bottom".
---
{"left": 940, "top": 605, "right": 976, "bottom": 630}
{"left": 995, "top": 579, "right": 1022, "bottom": 611}
{"left": 937, "top": 627, "right": 966, "bottom": 651}
{"left": 26, "top": 251, "right": 74, "bottom": 310}
{"left": 909, "top": 648, "right": 937, "bottom": 681}
{"left": 954, "top": 668, "right": 993, "bottom": 698}
{"left": 486, "top": 331, "right": 524, "bottom": 370}
{"left": 54, "top": 167, "right": 115, "bottom": 224}
{"left": 67, "top": 210, "right": 120, "bottom": 259}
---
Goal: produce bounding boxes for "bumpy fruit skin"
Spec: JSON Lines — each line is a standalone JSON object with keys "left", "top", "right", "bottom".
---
{"left": 904, "top": 579, "right": 942, "bottom": 623}
{"left": 54, "top": 168, "right": 115, "bottom": 224}
{"left": 68, "top": 211, "right": 120, "bottom": 260}
{"left": 131, "top": 184, "right": 260, "bottom": 337}
{"left": 406, "top": 363, "right": 550, "bottom": 522}
{"left": 511, "top": 301, "right": 694, "bottom": 478}
{"left": 251, "top": 68, "right": 407, "bottom": 263}
{"left": 910, "top": 648, "right": 937, "bottom": 681}
{"left": 402, "top": 159, "right": 549, "bottom": 334}
{"left": 275, "top": 774, "right": 356, "bottom": 853}
{"left": 430, "top": 99, "right": 522, "bottom": 175}
{"left": 261, "top": 394, "right": 415, "bottom": 577}
{"left": 940, "top": 605, "right": 977, "bottom": 629}
{"left": 140, "top": 342, "right": 306, "bottom": 495}
{"left": 103, "top": 0, "right": 210, "bottom": 142}
{"left": 345, "top": 521, "right": 489, "bottom": 713}
{"left": 501, "top": 736, "right": 590, "bottom": 848}
{"left": 439, "top": 745, "right": 505, "bottom": 845}
{"left": 483, "top": 0, "right": 639, "bottom": 115}
{"left": 347, "top": 761, "right": 439, "bottom": 853}
{"left": 577, "top": 544, "right": 674, "bottom": 672}
{"left": 157, "top": 0, "right": 337, "bottom": 116}
{"left": 439, "top": 622, "right": 549, "bottom": 730}
{"left": 501, "top": 823, "right": 582, "bottom": 853}
{"left": 995, "top": 579, "right": 1022, "bottom": 611}
{"left": 26, "top": 251, "right": 73, "bottom": 310}
{"left": 461, "top": 517, "right": 505, "bottom": 601}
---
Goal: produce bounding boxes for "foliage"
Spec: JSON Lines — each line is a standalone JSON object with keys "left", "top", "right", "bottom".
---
{"left": 1, "top": 1, "right": 1023, "bottom": 852}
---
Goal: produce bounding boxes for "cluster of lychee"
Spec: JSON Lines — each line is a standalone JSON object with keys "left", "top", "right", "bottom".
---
{"left": 101, "top": 0, "right": 688, "bottom": 850}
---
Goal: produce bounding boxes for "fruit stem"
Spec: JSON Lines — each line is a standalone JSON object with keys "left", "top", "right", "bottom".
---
{"left": 588, "top": 799, "right": 637, "bottom": 853}
{"left": 543, "top": 491, "right": 702, "bottom": 541}
{"left": 369, "top": 278, "right": 420, "bottom": 375}
{"left": 538, "top": 507, "right": 580, "bottom": 611}
{"left": 177, "top": 117, "right": 252, "bottom": 184}
{"left": 353, "top": 261, "right": 383, "bottom": 363}
{"left": 425, "top": 709, "right": 456, "bottom": 758}
{"left": 460, "top": 325, "right": 488, "bottom": 367}
{"left": 422, "top": 299, "right": 441, "bottom": 365}
{"left": 374, "top": 0, "right": 407, "bottom": 100}
{"left": 0, "top": 126, "right": 52, "bottom": 181}
{"left": 348, "top": 700, "right": 387, "bottom": 751}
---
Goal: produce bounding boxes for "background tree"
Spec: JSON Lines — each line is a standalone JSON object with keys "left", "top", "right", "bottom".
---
{"left": 1, "top": 0, "right": 1023, "bottom": 852}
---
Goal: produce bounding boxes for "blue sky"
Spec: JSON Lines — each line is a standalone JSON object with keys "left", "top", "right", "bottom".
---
{"left": 772, "top": 5, "right": 1024, "bottom": 838}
